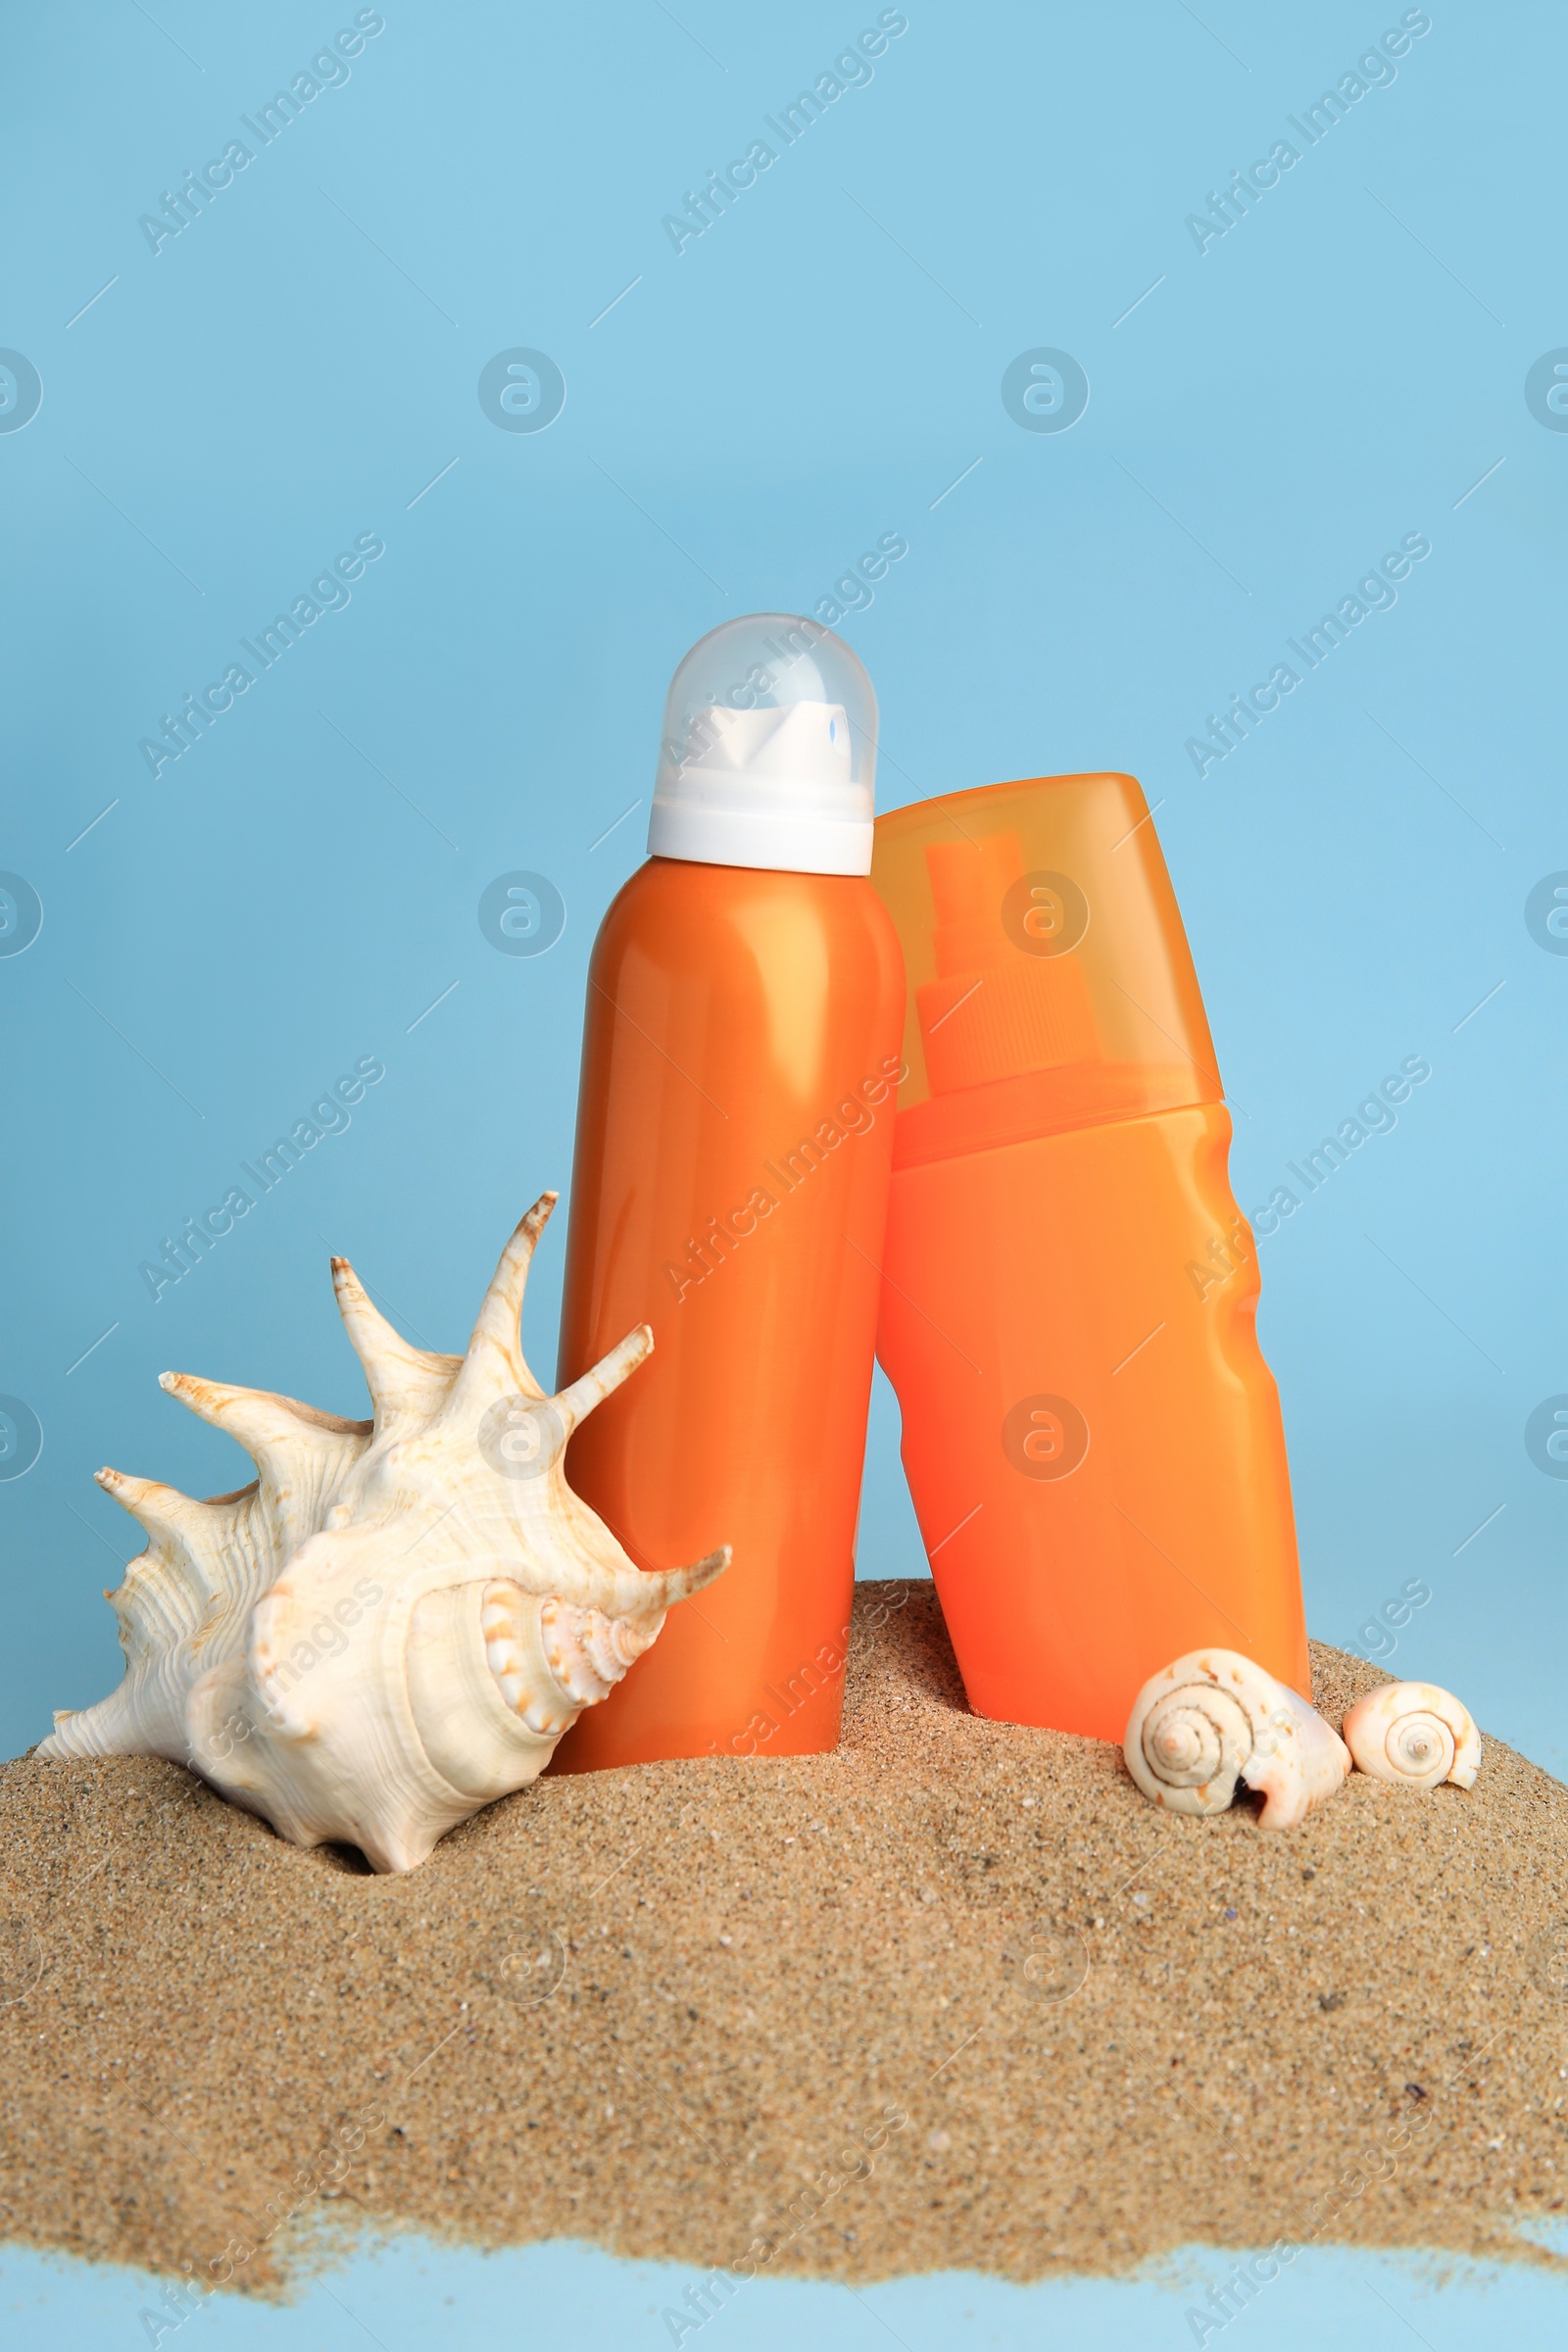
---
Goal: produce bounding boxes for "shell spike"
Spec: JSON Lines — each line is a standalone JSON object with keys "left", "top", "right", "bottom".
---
{"left": 95, "top": 1465, "right": 204, "bottom": 1545}
{"left": 96, "top": 1464, "right": 151, "bottom": 1508}
{"left": 159, "top": 1370, "right": 369, "bottom": 1467}
{"left": 455, "top": 1194, "right": 557, "bottom": 1403}
{"left": 554, "top": 1325, "right": 654, "bottom": 1434}
{"left": 330, "top": 1256, "right": 461, "bottom": 1419}
{"left": 610, "top": 1543, "right": 732, "bottom": 1623}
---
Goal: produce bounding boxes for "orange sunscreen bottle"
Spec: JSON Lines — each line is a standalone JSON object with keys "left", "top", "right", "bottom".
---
{"left": 551, "top": 616, "right": 906, "bottom": 1770}
{"left": 869, "top": 773, "right": 1309, "bottom": 1740}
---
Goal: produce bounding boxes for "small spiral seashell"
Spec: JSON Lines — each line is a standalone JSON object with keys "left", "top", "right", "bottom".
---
{"left": 1340, "top": 1682, "right": 1480, "bottom": 1790}
{"left": 1138, "top": 1685, "right": 1252, "bottom": 1799}
{"left": 1124, "top": 1649, "right": 1350, "bottom": 1830}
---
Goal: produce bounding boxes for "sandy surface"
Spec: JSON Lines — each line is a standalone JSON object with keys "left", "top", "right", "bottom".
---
{"left": 2, "top": 1580, "right": 1566, "bottom": 2298}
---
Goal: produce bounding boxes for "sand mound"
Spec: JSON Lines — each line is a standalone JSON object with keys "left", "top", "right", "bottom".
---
{"left": 2, "top": 1582, "right": 1566, "bottom": 2297}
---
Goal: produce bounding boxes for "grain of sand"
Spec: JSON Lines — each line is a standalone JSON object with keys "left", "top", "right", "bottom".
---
{"left": 2, "top": 1582, "right": 1567, "bottom": 2299}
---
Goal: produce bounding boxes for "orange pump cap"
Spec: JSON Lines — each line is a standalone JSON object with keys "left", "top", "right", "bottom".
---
{"left": 870, "top": 774, "right": 1224, "bottom": 1166}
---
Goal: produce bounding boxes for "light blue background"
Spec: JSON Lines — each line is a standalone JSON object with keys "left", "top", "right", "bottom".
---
{"left": 2, "top": 1, "right": 1563, "bottom": 2341}
{"left": 5, "top": 2234, "right": 1568, "bottom": 2352}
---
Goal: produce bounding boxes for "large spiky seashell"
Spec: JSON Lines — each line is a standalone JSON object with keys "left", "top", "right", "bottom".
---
{"left": 39, "top": 1195, "right": 728, "bottom": 1872}
{"left": 1123, "top": 1649, "right": 1350, "bottom": 1830}
{"left": 1341, "top": 1680, "right": 1481, "bottom": 1790}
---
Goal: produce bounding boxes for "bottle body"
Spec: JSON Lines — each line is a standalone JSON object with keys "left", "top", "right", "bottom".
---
{"left": 878, "top": 1101, "right": 1309, "bottom": 1739}
{"left": 869, "top": 769, "right": 1310, "bottom": 1740}
{"left": 552, "top": 856, "right": 906, "bottom": 1770}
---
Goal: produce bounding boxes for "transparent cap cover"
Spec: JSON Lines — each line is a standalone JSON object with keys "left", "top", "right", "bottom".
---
{"left": 648, "top": 613, "right": 877, "bottom": 875}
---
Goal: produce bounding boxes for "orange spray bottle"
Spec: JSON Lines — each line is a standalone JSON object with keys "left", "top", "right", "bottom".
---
{"left": 551, "top": 616, "right": 906, "bottom": 1771}
{"left": 869, "top": 773, "right": 1309, "bottom": 1740}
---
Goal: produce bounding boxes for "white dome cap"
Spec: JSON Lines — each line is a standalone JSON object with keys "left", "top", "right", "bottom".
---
{"left": 648, "top": 613, "right": 877, "bottom": 875}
